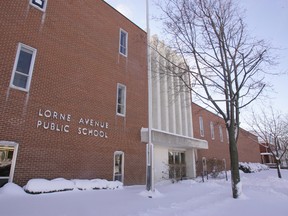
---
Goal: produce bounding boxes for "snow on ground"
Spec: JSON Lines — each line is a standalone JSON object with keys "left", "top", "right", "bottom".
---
{"left": 1, "top": 169, "right": 288, "bottom": 216}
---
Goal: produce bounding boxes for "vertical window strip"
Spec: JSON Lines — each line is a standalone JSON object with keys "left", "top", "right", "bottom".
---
{"left": 10, "top": 43, "right": 37, "bottom": 92}
{"left": 219, "top": 125, "right": 224, "bottom": 142}
{"left": 199, "top": 116, "right": 204, "bottom": 137}
{"left": 210, "top": 121, "right": 215, "bottom": 140}
{"left": 113, "top": 151, "right": 124, "bottom": 182}
{"left": 116, "top": 84, "right": 126, "bottom": 116}
{"left": 119, "top": 29, "right": 128, "bottom": 56}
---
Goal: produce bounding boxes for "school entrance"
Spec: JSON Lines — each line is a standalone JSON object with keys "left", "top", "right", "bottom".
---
{"left": 168, "top": 151, "right": 186, "bottom": 180}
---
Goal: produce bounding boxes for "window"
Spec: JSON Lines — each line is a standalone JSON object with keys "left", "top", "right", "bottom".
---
{"left": 116, "top": 84, "right": 126, "bottom": 116}
{"left": 0, "top": 141, "right": 19, "bottom": 187}
{"left": 10, "top": 43, "right": 37, "bottom": 92}
{"left": 113, "top": 151, "right": 124, "bottom": 182}
{"left": 269, "top": 134, "right": 274, "bottom": 144}
{"left": 30, "top": 0, "right": 48, "bottom": 12}
{"left": 199, "top": 116, "right": 204, "bottom": 137}
{"left": 119, "top": 29, "right": 128, "bottom": 56}
{"left": 210, "top": 122, "right": 215, "bottom": 140}
{"left": 219, "top": 125, "right": 223, "bottom": 142}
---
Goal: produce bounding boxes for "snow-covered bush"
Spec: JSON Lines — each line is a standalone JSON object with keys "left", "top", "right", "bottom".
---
{"left": 239, "top": 162, "right": 269, "bottom": 173}
{"left": 72, "top": 179, "right": 123, "bottom": 190}
{"left": 24, "top": 178, "right": 75, "bottom": 194}
{"left": 24, "top": 178, "right": 123, "bottom": 194}
{"left": 206, "top": 159, "right": 225, "bottom": 178}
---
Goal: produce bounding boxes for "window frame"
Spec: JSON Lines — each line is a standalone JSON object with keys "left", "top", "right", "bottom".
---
{"left": 210, "top": 121, "right": 215, "bottom": 140}
{"left": 199, "top": 116, "right": 204, "bottom": 137}
{"left": 29, "top": 0, "right": 48, "bottom": 12}
{"left": 116, "top": 83, "right": 126, "bottom": 117}
{"left": 10, "top": 43, "right": 37, "bottom": 92}
{"left": 113, "top": 151, "right": 124, "bottom": 183}
{"left": 119, "top": 29, "right": 128, "bottom": 57}
{"left": 0, "top": 141, "right": 19, "bottom": 186}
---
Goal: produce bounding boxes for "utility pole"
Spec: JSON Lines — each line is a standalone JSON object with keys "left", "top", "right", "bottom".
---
{"left": 146, "top": 0, "right": 154, "bottom": 192}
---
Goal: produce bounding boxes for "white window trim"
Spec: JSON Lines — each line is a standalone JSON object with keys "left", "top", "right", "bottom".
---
{"left": 10, "top": 43, "right": 37, "bottom": 92}
{"left": 113, "top": 151, "right": 124, "bottom": 183}
{"left": 119, "top": 28, "right": 128, "bottom": 57}
{"left": 0, "top": 141, "right": 19, "bottom": 184}
{"left": 210, "top": 121, "right": 215, "bottom": 140}
{"left": 29, "top": 0, "right": 48, "bottom": 12}
{"left": 199, "top": 116, "right": 204, "bottom": 137}
{"left": 116, "top": 83, "right": 126, "bottom": 117}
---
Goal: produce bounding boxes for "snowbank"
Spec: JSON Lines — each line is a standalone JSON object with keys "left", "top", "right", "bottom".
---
{"left": 0, "top": 182, "right": 26, "bottom": 196}
{"left": 24, "top": 178, "right": 75, "bottom": 194}
{"left": 24, "top": 178, "right": 123, "bottom": 194}
{"left": 72, "top": 179, "right": 122, "bottom": 190}
{"left": 139, "top": 189, "right": 164, "bottom": 198}
{"left": 239, "top": 162, "right": 269, "bottom": 173}
{"left": 1, "top": 170, "right": 288, "bottom": 216}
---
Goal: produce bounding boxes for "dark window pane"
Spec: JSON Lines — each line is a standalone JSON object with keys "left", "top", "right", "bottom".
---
{"left": 8, "top": 150, "right": 14, "bottom": 160}
{"left": 120, "top": 31, "right": 127, "bottom": 55}
{"left": 168, "top": 152, "right": 173, "bottom": 164}
{"left": 175, "top": 152, "right": 180, "bottom": 164}
{"left": 16, "top": 50, "right": 32, "bottom": 75}
{"left": 118, "top": 88, "right": 123, "bottom": 103}
{"left": 181, "top": 153, "right": 185, "bottom": 164}
{"left": 0, "top": 179, "right": 9, "bottom": 187}
{"left": 117, "top": 105, "right": 123, "bottom": 114}
{"left": 114, "top": 175, "right": 122, "bottom": 182}
{"left": 120, "top": 46, "right": 126, "bottom": 55}
{"left": 121, "top": 32, "right": 126, "bottom": 46}
{"left": 0, "top": 164, "right": 11, "bottom": 177}
{"left": 0, "top": 149, "right": 13, "bottom": 178}
{"left": 32, "top": 0, "right": 45, "bottom": 9}
{"left": 13, "top": 73, "right": 28, "bottom": 88}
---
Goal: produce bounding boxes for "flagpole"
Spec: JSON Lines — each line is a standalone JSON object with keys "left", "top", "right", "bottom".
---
{"left": 146, "top": 0, "right": 154, "bottom": 192}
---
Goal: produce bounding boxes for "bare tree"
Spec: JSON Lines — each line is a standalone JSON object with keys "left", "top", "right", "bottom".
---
{"left": 250, "top": 108, "right": 288, "bottom": 178}
{"left": 154, "top": 0, "right": 273, "bottom": 198}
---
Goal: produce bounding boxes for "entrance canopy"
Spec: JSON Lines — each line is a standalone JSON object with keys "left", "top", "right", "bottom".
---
{"left": 141, "top": 128, "right": 208, "bottom": 149}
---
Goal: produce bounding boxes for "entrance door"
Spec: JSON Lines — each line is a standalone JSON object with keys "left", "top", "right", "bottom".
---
{"left": 113, "top": 151, "right": 124, "bottom": 182}
{"left": 168, "top": 151, "right": 186, "bottom": 180}
{"left": 0, "top": 142, "right": 18, "bottom": 187}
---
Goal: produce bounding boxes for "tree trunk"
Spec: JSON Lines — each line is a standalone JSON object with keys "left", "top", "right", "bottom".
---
{"left": 276, "top": 160, "right": 282, "bottom": 178}
{"left": 228, "top": 121, "right": 241, "bottom": 198}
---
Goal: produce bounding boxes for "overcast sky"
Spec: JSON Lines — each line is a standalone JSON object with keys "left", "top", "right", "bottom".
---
{"left": 104, "top": 0, "right": 288, "bottom": 115}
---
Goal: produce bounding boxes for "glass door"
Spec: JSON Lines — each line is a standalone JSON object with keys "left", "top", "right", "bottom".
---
{"left": 168, "top": 151, "right": 186, "bottom": 180}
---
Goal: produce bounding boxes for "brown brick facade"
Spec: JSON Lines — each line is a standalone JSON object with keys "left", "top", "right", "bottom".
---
{"left": 0, "top": 1, "right": 148, "bottom": 186}
{"left": 192, "top": 103, "right": 261, "bottom": 174}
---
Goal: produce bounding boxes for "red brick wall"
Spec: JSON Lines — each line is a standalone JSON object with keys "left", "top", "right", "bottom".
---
{"left": 192, "top": 103, "right": 261, "bottom": 174}
{"left": 0, "top": 1, "right": 148, "bottom": 186}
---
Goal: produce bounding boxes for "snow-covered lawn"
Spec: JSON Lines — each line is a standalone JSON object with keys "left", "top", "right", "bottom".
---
{"left": 1, "top": 169, "right": 288, "bottom": 216}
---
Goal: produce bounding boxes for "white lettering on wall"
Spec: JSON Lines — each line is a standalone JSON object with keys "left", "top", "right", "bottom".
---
{"left": 36, "top": 108, "right": 109, "bottom": 139}
{"left": 78, "top": 117, "right": 109, "bottom": 138}
{"left": 37, "top": 120, "right": 69, "bottom": 133}
{"left": 78, "top": 127, "right": 108, "bottom": 138}
{"left": 38, "top": 109, "right": 71, "bottom": 122}
{"left": 78, "top": 118, "right": 109, "bottom": 129}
